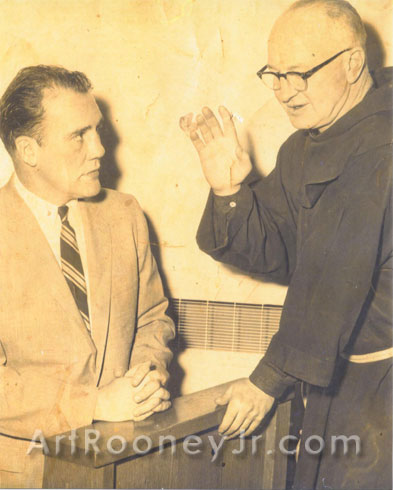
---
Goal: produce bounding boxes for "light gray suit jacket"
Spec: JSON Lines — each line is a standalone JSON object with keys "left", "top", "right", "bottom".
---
{"left": 0, "top": 176, "right": 175, "bottom": 487}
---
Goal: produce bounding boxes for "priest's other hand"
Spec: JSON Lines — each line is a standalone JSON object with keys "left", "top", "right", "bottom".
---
{"left": 215, "top": 378, "right": 275, "bottom": 438}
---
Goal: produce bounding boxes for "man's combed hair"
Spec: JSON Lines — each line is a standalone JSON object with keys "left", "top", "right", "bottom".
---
{"left": 0, "top": 65, "right": 92, "bottom": 154}
{"left": 289, "top": 0, "right": 367, "bottom": 48}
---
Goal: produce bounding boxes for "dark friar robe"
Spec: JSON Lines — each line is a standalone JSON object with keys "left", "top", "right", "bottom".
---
{"left": 197, "top": 68, "right": 393, "bottom": 490}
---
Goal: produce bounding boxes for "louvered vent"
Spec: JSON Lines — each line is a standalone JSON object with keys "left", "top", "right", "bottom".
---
{"left": 169, "top": 299, "right": 282, "bottom": 355}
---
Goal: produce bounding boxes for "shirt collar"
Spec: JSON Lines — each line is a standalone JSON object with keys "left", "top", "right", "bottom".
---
{"left": 14, "top": 173, "right": 78, "bottom": 220}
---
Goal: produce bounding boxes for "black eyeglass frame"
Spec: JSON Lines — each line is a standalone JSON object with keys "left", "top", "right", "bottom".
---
{"left": 256, "top": 48, "right": 351, "bottom": 90}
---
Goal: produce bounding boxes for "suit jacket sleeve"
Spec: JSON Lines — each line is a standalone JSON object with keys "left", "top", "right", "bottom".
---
{"left": 0, "top": 339, "right": 98, "bottom": 438}
{"left": 128, "top": 198, "right": 175, "bottom": 370}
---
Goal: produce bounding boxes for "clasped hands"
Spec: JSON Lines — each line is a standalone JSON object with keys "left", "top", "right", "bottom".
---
{"left": 179, "top": 106, "right": 252, "bottom": 195}
{"left": 94, "top": 360, "right": 171, "bottom": 422}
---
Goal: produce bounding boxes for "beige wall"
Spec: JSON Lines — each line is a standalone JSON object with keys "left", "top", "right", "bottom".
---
{"left": 1, "top": 0, "right": 392, "bottom": 306}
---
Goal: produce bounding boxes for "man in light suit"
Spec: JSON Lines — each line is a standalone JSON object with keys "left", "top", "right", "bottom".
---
{"left": 0, "top": 65, "right": 175, "bottom": 488}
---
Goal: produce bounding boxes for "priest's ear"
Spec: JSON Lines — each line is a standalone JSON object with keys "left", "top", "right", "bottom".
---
{"left": 345, "top": 47, "right": 367, "bottom": 84}
{"left": 14, "top": 135, "right": 40, "bottom": 167}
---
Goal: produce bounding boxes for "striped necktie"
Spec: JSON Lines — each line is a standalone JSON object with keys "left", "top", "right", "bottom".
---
{"left": 58, "top": 205, "right": 91, "bottom": 332}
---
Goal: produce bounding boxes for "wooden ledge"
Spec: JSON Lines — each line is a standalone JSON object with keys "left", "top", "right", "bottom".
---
{"left": 46, "top": 380, "right": 235, "bottom": 468}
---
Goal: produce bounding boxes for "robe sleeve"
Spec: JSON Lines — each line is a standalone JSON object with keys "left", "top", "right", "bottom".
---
{"left": 196, "top": 144, "right": 300, "bottom": 284}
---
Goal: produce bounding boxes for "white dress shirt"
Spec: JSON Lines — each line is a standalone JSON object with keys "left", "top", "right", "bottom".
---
{"left": 14, "top": 174, "right": 92, "bottom": 330}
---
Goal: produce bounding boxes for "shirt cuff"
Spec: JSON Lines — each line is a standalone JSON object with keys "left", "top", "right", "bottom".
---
{"left": 212, "top": 189, "right": 239, "bottom": 248}
{"left": 249, "top": 360, "right": 298, "bottom": 399}
{"left": 213, "top": 188, "right": 242, "bottom": 213}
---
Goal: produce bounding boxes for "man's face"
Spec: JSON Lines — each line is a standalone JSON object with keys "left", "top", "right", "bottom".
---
{"left": 34, "top": 88, "right": 105, "bottom": 205}
{"left": 267, "top": 10, "right": 351, "bottom": 131}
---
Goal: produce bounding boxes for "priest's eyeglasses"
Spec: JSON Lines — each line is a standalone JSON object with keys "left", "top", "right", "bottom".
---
{"left": 257, "top": 48, "right": 351, "bottom": 91}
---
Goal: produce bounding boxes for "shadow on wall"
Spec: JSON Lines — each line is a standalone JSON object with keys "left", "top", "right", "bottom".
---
{"left": 93, "top": 98, "right": 185, "bottom": 395}
{"left": 96, "top": 97, "right": 121, "bottom": 190}
{"left": 165, "top": 299, "right": 186, "bottom": 399}
{"left": 365, "top": 22, "right": 386, "bottom": 73}
{"left": 144, "top": 212, "right": 185, "bottom": 398}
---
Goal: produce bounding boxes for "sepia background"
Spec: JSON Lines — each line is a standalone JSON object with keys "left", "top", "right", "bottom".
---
{"left": 0, "top": 0, "right": 392, "bottom": 393}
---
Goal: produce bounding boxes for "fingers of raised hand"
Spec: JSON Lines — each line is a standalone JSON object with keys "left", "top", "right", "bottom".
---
{"left": 189, "top": 128, "right": 205, "bottom": 154}
{"left": 179, "top": 113, "right": 197, "bottom": 134}
{"left": 201, "top": 107, "right": 224, "bottom": 138}
{"left": 218, "top": 105, "right": 239, "bottom": 142}
{"left": 196, "top": 114, "right": 214, "bottom": 144}
{"left": 195, "top": 107, "right": 225, "bottom": 145}
{"left": 179, "top": 113, "right": 204, "bottom": 153}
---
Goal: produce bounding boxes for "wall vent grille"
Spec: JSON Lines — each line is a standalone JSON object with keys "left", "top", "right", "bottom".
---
{"left": 169, "top": 299, "right": 282, "bottom": 355}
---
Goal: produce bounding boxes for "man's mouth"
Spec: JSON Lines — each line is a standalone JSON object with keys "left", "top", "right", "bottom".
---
{"left": 287, "top": 104, "right": 307, "bottom": 112}
{"left": 83, "top": 168, "right": 100, "bottom": 178}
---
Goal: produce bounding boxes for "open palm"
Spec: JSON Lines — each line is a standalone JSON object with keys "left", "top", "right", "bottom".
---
{"left": 180, "top": 106, "right": 252, "bottom": 195}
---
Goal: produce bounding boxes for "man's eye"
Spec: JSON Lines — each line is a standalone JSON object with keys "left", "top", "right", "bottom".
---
{"left": 74, "top": 133, "right": 84, "bottom": 142}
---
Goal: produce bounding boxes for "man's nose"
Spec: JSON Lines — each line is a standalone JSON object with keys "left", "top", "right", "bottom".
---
{"left": 90, "top": 132, "right": 105, "bottom": 160}
{"left": 275, "top": 77, "right": 298, "bottom": 104}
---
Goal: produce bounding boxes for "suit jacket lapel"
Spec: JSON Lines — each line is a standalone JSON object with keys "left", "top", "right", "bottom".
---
{"left": 79, "top": 198, "right": 112, "bottom": 384}
{"left": 3, "top": 177, "right": 97, "bottom": 354}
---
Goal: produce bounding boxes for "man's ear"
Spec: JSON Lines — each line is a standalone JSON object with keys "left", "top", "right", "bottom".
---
{"left": 345, "top": 48, "right": 366, "bottom": 84}
{"left": 14, "top": 136, "right": 40, "bottom": 167}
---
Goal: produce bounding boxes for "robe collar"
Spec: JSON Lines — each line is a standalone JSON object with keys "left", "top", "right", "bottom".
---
{"left": 299, "top": 67, "right": 393, "bottom": 208}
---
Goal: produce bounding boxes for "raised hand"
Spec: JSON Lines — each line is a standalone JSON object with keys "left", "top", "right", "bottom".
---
{"left": 215, "top": 378, "right": 275, "bottom": 438}
{"left": 179, "top": 106, "right": 252, "bottom": 196}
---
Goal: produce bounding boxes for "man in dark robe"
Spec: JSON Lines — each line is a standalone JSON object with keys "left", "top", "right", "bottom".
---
{"left": 180, "top": 0, "right": 392, "bottom": 488}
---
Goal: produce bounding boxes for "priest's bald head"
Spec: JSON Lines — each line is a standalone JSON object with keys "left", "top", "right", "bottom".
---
{"left": 258, "top": 0, "right": 373, "bottom": 131}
